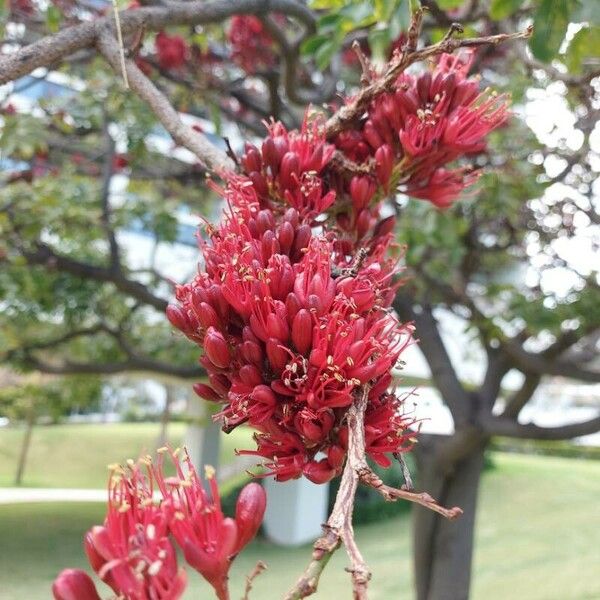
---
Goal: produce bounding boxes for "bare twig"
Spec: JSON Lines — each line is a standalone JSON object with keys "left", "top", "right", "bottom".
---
{"left": 242, "top": 561, "right": 267, "bottom": 600}
{"left": 323, "top": 11, "right": 532, "bottom": 139}
{"left": 0, "top": 0, "right": 316, "bottom": 86}
{"left": 97, "top": 32, "right": 234, "bottom": 173}
{"left": 285, "top": 386, "right": 461, "bottom": 599}
{"left": 111, "top": 0, "right": 129, "bottom": 88}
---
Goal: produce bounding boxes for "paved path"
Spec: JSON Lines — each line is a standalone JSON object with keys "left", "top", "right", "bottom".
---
{"left": 0, "top": 455, "right": 257, "bottom": 504}
{"left": 0, "top": 487, "right": 107, "bottom": 504}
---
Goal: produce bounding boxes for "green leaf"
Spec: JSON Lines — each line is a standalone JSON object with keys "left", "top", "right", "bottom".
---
{"left": 316, "top": 12, "right": 345, "bottom": 33}
{"left": 529, "top": 0, "right": 570, "bottom": 62}
{"left": 490, "top": 0, "right": 523, "bottom": 20}
{"left": 374, "top": 0, "right": 397, "bottom": 22}
{"left": 315, "top": 38, "right": 339, "bottom": 70}
{"left": 301, "top": 34, "right": 331, "bottom": 56}
{"left": 45, "top": 5, "right": 62, "bottom": 33}
{"left": 565, "top": 26, "right": 600, "bottom": 73}
{"left": 368, "top": 27, "right": 391, "bottom": 60}
{"left": 389, "top": 0, "right": 411, "bottom": 39}
{"left": 339, "top": 1, "right": 374, "bottom": 24}
{"left": 436, "top": 0, "right": 463, "bottom": 8}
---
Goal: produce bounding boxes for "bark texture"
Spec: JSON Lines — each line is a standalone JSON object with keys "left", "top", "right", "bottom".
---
{"left": 413, "top": 437, "right": 486, "bottom": 600}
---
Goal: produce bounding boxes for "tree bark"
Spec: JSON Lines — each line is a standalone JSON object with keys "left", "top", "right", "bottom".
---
{"left": 156, "top": 384, "right": 174, "bottom": 448}
{"left": 413, "top": 436, "right": 486, "bottom": 600}
{"left": 15, "top": 403, "right": 35, "bottom": 486}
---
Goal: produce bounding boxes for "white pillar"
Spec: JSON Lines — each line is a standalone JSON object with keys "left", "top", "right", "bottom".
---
{"left": 262, "top": 477, "right": 329, "bottom": 546}
{"left": 184, "top": 392, "right": 221, "bottom": 475}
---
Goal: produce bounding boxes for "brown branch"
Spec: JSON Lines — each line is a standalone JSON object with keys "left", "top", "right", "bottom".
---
{"left": 18, "top": 352, "right": 204, "bottom": 379}
{"left": 285, "top": 387, "right": 461, "bottom": 599}
{"left": 0, "top": 0, "right": 315, "bottom": 86}
{"left": 323, "top": 12, "right": 532, "bottom": 139}
{"left": 393, "top": 293, "right": 471, "bottom": 426}
{"left": 99, "top": 114, "right": 120, "bottom": 270}
{"left": 359, "top": 471, "right": 463, "bottom": 520}
{"left": 97, "top": 32, "right": 233, "bottom": 173}
{"left": 502, "top": 340, "right": 600, "bottom": 383}
{"left": 242, "top": 561, "right": 267, "bottom": 600}
{"left": 21, "top": 242, "right": 169, "bottom": 311}
{"left": 482, "top": 415, "right": 600, "bottom": 441}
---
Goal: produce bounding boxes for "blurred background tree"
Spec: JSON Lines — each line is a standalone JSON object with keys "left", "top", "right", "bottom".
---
{"left": 1, "top": 1, "right": 599, "bottom": 599}
{"left": 0, "top": 373, "right": 102, "bottom": 484}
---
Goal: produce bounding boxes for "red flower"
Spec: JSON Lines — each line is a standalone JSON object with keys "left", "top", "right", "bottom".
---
{"left": 112, "top": 154, "right": 129, "bottom": 171}
{"left": 168, "top": 47, "right": 509, "bottom": 484}
{"left": 228, "top": 16, "right": 276, "bottom": 74}
{"left": 154, "top": 450, "right": 266, "bottom": 600}
{"left": 52, "top": 569, "right": 101, "bottom": 600}
{"left": 84, "top": 463, "right": 187, "bottom": 600}
{"left": 155, "top": 32, "right": 188, "bottom": 70}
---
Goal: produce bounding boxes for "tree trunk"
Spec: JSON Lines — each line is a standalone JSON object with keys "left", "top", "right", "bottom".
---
{"left": 413, "top": 436, "right": 487, "bottom": 600}
{"left": 156, "top": 385, "right": 174, "bottom": 448}
{"left": 15, "top": 404, "right": 35, "bottom": 486}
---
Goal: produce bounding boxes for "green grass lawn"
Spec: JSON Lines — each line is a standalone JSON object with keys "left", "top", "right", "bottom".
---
{"left": 0, "top": 422, "right": 253, "bottom": 488}
{"left": 0, "top": 453, "right": 598, "bottom": 599}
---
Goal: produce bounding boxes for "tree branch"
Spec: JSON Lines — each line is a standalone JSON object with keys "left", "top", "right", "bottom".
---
{"left": 394, "top": 293, "right": 471, "bottom": 425}
{"left": 322, "top": 13, "right": 532, "bottom": 139}
{"left": 502, "top": 340, "right": 600, "bottom": 383}
{"left": 19, "top": 352, "right": 204, "bottom": 379}
{"left": 0, "top": 0, "right": 315, "bottom": 86}
{"left": 21, "top": 242, "right": 169, "bottom": 311}
{"left": 98, "top": 32, "right": 233, "bottom": 173}
{"left": 99, "top": 114, "right": 120, "bottom": 270}
{"left": 285, "top": 387, "right": 461, "bottom": 599}
{"left": 482, "top": 415, "right": 600, "bottom": 441}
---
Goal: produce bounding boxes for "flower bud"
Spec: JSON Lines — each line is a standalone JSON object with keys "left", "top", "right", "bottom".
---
{"left": 292, "top": 309, "right": 313, "bottom": 355}
{"left": 242, "top": 143, "right": 262, "bottom": 173}
{"left": 283, "top": 207, "right": 299, "bottom": 228}
{"left": 209, "top": 373, "right": 231, "bottom": 396}
{"left": 249, "top": 171, "right": 269, "bottom": 197}
{"left": 277, "top": 221, "right": 295, "bottom": 255}
{"left": 375, "top": 144, "right": 394, "bottom": 188}
{"left": 349, "top": 176, "right": 376, "bottom": 212}
{"left": 285, "top": 292, "right": 301, "bottom": 322}
{"left": 241, "top": 340, "right": 263, "bottom": 365}
{"left": 356, "top": 208, "right": 373, "bottom": 239}
{"left": 374, "top": 215, "right": 396, "bottom": 238}
{"left": 257, "top": 209, "right": 275, "bottom": 234}
{"left": 239, "top": 364, "right": 263, "bottom": 387}
{"left": 166, "top": 305, "right": 191, "bottom": 332}
{"left": 193, "top": 383, "right": 222, "bottom": 401}
{"left": 234, "top": 482, "right": 267, "bottom": 552}
{"left": 52, "top": 569, "right": 101, "bottom": 600}
{"left": 279, "top": 151, "right": 300, "bottom": 189}
{"left": 363, "top": 119, "right": 383, "bottom": 149}
{"left": 266, "top": 338, "right": 288, "bottom": 373}
{"left": 197, "top": 302, "right": 220, "bottom": 329}
{"left": 204, "top": 327, "right": 230, "bottom": 369}
{"left": 291, "top": 224, "right": 311, "bottom": 259}
{"left": 303, "top": 459, "right": 336, "bottom": 484}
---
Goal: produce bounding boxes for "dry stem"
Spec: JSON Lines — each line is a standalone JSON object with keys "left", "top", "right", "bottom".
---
{"left": 285, "top": 386, "right": 461, "bottom": 599}
{"left": 242, "top": 561, "right": 267, "bottom": 600}
{"left": 97, "top": 32, "right": 234, "bottom": 173}
{"left": 323, "top": 10, "right": 532, "bottom": 139}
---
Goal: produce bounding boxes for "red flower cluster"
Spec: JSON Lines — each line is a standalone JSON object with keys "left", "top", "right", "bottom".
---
{"left": 337, "top": 50, "right": 509, "bottom": 208}
{"left": 53, "top": 451, "right": 266, "bottom": 600}
{"left": 228, "top": 16, "right": 276, "bottom": 74}
{"left": 155, "top": 31, "right": 189, "bottom": 70}
{"left": 168, "top": 51, "right": 510, "bottom": 483}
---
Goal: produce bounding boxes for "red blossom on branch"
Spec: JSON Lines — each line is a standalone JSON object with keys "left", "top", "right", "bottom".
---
{"left": 154, "top": 449, "right": 266, "bottom": 600}
{"left": 155, "top": 32, "right": 189, "bottom": 70}
{"left": 228, "top": 15, "right": 276, "bottom": 74}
